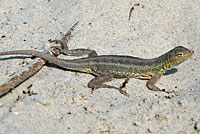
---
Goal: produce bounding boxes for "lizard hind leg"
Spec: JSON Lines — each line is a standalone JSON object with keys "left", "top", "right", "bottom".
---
{"left": 49, "top": 23, "right": 98, "bottom": 57}
{"left": 50, "top": 39, "right": 98, "bottom": 57}
{"left": 120, "top": 78, "right": 130, "bottom": 89}
{"left": 87, "top": 70, "right": 129, "bottom": 97}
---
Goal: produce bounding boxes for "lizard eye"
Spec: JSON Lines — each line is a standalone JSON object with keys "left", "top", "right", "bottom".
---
{"left": 177, "top": 52, "right": 183, "bottom": 57}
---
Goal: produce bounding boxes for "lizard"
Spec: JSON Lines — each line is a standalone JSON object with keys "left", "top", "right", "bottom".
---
{"left": 0, "top": 44, "right": 194, "bottom": 97}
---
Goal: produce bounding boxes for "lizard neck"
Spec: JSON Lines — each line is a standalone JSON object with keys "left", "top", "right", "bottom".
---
{"left": 156, "top": 50, "right": 176, "bottom": 74}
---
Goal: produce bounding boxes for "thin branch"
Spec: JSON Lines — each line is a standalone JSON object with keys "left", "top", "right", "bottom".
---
{"left": 0, "top": 22, "right": 79, "bottom": 97}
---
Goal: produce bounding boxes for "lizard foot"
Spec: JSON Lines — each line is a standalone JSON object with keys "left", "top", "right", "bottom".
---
{"left": 90, "top": 87, "right": 129, "bottom": 97}
{"left": 118, "top": 88, "right": 130, "bottom": 97}
{"left": 162, "top": 89, "right": 177, "bottom": 94}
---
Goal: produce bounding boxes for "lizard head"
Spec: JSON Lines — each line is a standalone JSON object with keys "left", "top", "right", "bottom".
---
{"left": 169, "top": 46, "right": 194, "bottom": 67}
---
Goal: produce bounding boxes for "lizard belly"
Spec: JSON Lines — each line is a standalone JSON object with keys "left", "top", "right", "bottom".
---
{"left": 131, "top": 74, "right": 153, "bottom": 80}
{"left": 91, "top": 65, "right": 134, "bottom": 78}
{"left": 90, "top": 64, "right": 156, "bottom": 79}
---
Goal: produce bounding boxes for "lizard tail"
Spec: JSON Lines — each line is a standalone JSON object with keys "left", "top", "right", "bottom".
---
{"left": 0, "top": 50, "right": 58, "bottom": 62}
{"left": 0, "top": 50, "right": 81, "bottom": 69}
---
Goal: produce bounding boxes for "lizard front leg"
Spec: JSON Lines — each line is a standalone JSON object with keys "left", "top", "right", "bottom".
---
{"left": 146, "top": 75, "right": 163, "bottom": 92}
{"left": 88, "top": 70, "right": 129, "bottom": 97}
{"left": 146, "top": 74, "right": 172, "bottom": 93}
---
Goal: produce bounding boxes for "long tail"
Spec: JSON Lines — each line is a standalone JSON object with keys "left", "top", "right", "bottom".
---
{"left": 0, "top": 50, "right": 83, "bottom": 69}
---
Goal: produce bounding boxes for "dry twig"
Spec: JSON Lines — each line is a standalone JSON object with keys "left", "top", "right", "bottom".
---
{"left": 0, "top": 22, "right": 79, "bottom": 97}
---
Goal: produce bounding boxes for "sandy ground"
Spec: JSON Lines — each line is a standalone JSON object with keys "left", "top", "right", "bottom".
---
{"left": 0, "top": 0, "right": 200, "bottom": 134}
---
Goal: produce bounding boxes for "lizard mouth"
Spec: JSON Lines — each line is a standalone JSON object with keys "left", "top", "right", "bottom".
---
{"left": 175, "top": 49, "right": 194, "bottom": 65}
{"left": 181, "top": 49, "right": 194, "bottom": 62}
{"left": 188, "top": 50, "right": 194, "bottom": 57}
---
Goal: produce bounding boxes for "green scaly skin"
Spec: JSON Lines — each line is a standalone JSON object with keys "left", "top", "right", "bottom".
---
{"left": 0, "top": 46, "right": 194, "bottom": 96}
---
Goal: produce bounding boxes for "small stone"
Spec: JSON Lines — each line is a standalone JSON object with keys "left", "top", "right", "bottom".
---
{"left": 1, "top": 35, "right": 6, "bottom": 38}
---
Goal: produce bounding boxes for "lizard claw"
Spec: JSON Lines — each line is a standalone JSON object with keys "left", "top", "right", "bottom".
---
{"left": 162, "top": 89, "right": 177, "bottom": 95}
{"left": 161, "top": 89, "right": 178, "bottom": 96}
